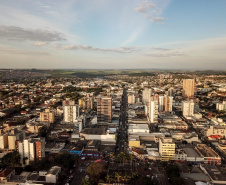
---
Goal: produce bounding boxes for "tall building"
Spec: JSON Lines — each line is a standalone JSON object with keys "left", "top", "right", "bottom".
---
{"left": 0, "top": 131, "right": 8, "bottom": 149}
{"left": 128, "top": 94, "right": 135, "bottom": 104}
{"left": 142, "top": 88, "right": 152, "bottom": 104}
{"left": 167, "top": 87, "right": 175, "bottom": 97}
{"left": 8, "top": 129, "right": 25, "bottom": 150}
{"left": 146, "top": 99, "right": 158, "bottom": 123}
{"left": 158, "top": 95, "right": 173, "bottom": 112}
{"left": 183, "top": 79, "right": 195, "bottom": 98}
{"left": 97, "top": 96, "right": 112, "bottom": 123}
{"left": 62, "top": 98, "right": 75, "bottom": 106}
{"left": 182, "top": 100, "right": 194, "bottom": 117}
{"left": 19, "top": 138, "right": 45, "bottom": 164}
{"left": 63, "top": 104, "right": 80, "bottom": 123}
{"left": 40, "top": 109, "right": 55, "bottom": 123}
{"left": 159, "top": 137, "right": 175, "bottom": 161}
{"left": 216, "top": 101, "right": 226, "bottom": 111}
{"left": 78, "top": 97, "right": 94, "bottom": 111}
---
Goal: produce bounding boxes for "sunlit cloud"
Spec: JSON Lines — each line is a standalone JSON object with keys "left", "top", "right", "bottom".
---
{"left": 0, "top": 26, "right": 66, "bottom": 42}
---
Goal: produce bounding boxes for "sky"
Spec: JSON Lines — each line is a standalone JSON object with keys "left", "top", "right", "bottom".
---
{"left": 0, "top": 0, "right": 226, "bottom": 70}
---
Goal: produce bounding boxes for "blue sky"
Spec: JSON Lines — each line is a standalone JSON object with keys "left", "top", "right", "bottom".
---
{"left": 0, "top": 0, "right": 226, "bottom": 69}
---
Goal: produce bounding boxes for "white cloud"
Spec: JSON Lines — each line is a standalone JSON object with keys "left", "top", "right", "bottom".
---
{"left": 0, "top": 26, "right": 66, "bottom": 42}
{"left": 0, "top": 46, "right": 49, "bottom": 56}
{"left": 34, "top": 41, "right": 48, "bottom": 47}
{"left": 135, "top": 6, "right": 147, "bottom": 13}
{"left": 149, "top": 17, "right": 165, "bottom": 22}
{"left": 135, "top": 1, "right": 156, "bottom": 13}
{"left": 57, "top": 44, "right": 140, "bottom": 53}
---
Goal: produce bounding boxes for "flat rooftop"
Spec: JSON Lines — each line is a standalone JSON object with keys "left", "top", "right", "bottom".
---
{"left": 80, "top": 127, "right": 107, "bottom": 135}
{"left": 183, "top": 148, "right": 201, "bottom": 157}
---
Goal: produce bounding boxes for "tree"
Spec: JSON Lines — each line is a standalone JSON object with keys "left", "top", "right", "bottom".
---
{"left": 115, "top": 172, "right": 122, "bottom": 183}
{"left": 80, "top": 178, "right": 95, "bottom": 185}
{"left": 1, "top": 151, "right": 21, "bottom": 167}
{"left": 86, "top": 162, "right": 107, "bottom": 182}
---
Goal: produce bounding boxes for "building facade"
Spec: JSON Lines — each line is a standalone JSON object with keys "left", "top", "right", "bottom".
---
{"left": 183, "top": 79, "right": 195, "bottom": 98}
{"left": 97, "top": 96, "right": 112, "bottom": 123}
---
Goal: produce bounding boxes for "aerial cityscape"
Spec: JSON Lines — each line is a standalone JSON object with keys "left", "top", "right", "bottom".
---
{"left": 0, "top": 1, "right": 226, "bottom": 185}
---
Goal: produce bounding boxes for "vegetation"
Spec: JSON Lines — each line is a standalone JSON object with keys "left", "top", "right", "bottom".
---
{"left": 1, "top": 151, "right": 21, "bottom": 167}
{"left": 166, "top": 164, "right": 184, "bottom": 185}
{"left": 86, "top": 162, "right": 107, "bottom": 183}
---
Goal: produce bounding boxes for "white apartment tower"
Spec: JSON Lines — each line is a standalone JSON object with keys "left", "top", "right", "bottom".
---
{"left": 182, "top": 100, "right": 195, "bottom": 117}
{"left": 63, "top": 105, "right": 80, "bottom": 123}
{"left": 19, "top": 138, "right": 45, "bottom": 164}
{"left": 146, "top": 99, "right": 158, "bottom": 123}
{"left": 142, "top": 88, "right": 152, "bottom": 104}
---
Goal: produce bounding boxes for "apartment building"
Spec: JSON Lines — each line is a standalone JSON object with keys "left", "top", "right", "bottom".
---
{"left": 183, "top": 79, "right": 195, "bottom": 98}
{"left": 158, "top": 95, "right": 173, "bottom": 112}
{"left": 40, "top": 109, "right": 55, "bottom": 123}
{"left": 159, "top": 137, "right": 175, "bottom": 161}
{"left": 97, "top": 96, "right": 112, "bottom": 123}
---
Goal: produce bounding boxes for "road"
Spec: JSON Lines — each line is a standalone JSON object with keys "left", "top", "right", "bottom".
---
{"left": 116, "top": 88, "right": 128, "bottom": 155}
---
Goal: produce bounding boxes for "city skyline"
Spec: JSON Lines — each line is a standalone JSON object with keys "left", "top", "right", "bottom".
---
{"left": 0, "top": 0, "right": 226, "bottom": 69}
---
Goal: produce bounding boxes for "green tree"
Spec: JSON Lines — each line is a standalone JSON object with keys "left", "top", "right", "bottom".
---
{"left": 1, "top": 151, "right": 21, "bottom": 167}
{"left": 86, "top": 162, "right": 107, "bottom": 182}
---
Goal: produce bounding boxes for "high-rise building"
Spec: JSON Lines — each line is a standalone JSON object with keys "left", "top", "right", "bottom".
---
{"left": 40, "top": 109, "right": 55, "bottom": 123}
{"left": 0, "top": 131, "right": 8, "bottom": 149}
{"left": 167, "top": 87, "right": 175, "bottom": 97}
{"left": 216, "top": 101, "right": 226, "bottom": 111}
{"left": 183, "top": 79, "right": 195, "bottom": 98}
{"left": 128, "top": 94, "right": 135, "bottom": 104}
{"left": 142, "top": 88, "right": 152, "bottom": 104}
{"left": 19, "top": 138, "right": 45, "bottom": 164}
{"left": 62, "top": 98, "right": 75, "bottom": 106}
{"left": 78, "top": 97, "right": 94, "bottom": 111}
{"left": 182, "top": 100, "right": 194, "bottom": 117}
{"left": 159, "top": 137, "right": 175, "bottom": 161}
{"left": 97, "top": 96, "right": 112, "bottom": 123}
{"left": 146, "top": 99, "right": 158, "bottom": 123}
{"left": 63, "top": 104, "right": 79, "bottom": 123}
{"left": 8, "top": 129, "right": 25, "bottom": 150}
{"left": 158, "top": 95, "right": 173, "bottom": 112}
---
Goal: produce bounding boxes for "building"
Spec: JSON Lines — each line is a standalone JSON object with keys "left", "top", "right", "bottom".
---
{"left": 204, "top": 125, "right": 226, "bottom": 137}
{"left": 158, "top": 95, "right": 173, "bottom": 112}
{"left": 8, "top": 129, "right": 25, "bottom": 150}
{"left": 40, "top": 109, "right": 55, "bottom": 123}
{"left": 195, "top": 144, "right": 221, "bottom": 165}
{"left": 79, "top": 97, "right": 94, "bottom": 111}
{"left": 159, "top": 137, "right": 175, "bottom": 161}
{"left": 183, "top": 79, "right": 195, "bottom": 98}
{"left": 97, "top": 96, "right": 112, "bottom": 123}
{"left": 0, "top": 131, "right": 8, "bottom": 149}
{"left": 142, "top": 88, "right": 152, "bottom": 104}
{"left": 146, "top": 99, "right": 158, "bottom": 123}
{"left": 19, "top": 137, "right": 45, "bottom": 164}
{"left": 216, "top": 101, "right": 226, "bottom": 111}
{"left": 63, "top": 104, "right": 80, "bottom": 123}
{"left": 62, "top": 98, "right": 75, "bottom": 106}
{"left": 128, "top": 94, "right": 136, "bottom": 104}
{"left": 182, "top": 100, "right": 194, "bottom": 117}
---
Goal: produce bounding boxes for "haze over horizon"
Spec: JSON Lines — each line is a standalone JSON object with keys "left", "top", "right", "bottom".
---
{"left": 0, "top": 0, "right": 226, "bottom": 70}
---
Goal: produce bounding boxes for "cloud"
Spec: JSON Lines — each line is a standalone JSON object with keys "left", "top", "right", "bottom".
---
{"left": 57, "top": 44, "right": 140, "bottom": 53}
{"left": 135, "top": 1, "right": 156, "bottom": 13}
{"left": 34, "top": 41, "right": 48, "bottom": 47}
{"left": 0, "top": 46, "right": 49, "bottom": 56}
{"left": 0, "top": 26, "right": 66, "bottom": 42}
{"left": 145, "top": 49, "right": 184, "bottom": 57}
{"left": 149, "top": 16, "right": 165, "bottom": 22}
{"left": 135, "top": 6, "right": 147, "bottom": 13}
